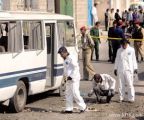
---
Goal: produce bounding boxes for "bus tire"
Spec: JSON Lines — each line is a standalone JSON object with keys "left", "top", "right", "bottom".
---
{"left": 59, "top": 78, "right": 66, "bottom": 97}
{"left": 9, "top": 81, "right": 27, "bottom": 113}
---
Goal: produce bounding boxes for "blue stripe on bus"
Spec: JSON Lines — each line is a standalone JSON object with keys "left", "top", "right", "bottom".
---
{"left": 54, "top": 64, "right": 63, "bottom": 67}
{"left": 53, "top": 68, "right": 63, "bottom": 76}
{"left": 0, "top": 71, "right": 46, "bottom": 88}
{"left": 0, "top": 67, "right": 47, "bottom": 77}
{"left": 0, "top": 66, "right": 64, "bottom": 88}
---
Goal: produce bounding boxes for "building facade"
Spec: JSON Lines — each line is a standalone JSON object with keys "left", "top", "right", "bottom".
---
{"left": 0, "top": 0, "right": 140, "bottom": 30}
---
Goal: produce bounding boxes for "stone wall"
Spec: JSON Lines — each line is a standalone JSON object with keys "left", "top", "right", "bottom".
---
{"left": 74, "top": 0, "right": 88, "bottom": 32}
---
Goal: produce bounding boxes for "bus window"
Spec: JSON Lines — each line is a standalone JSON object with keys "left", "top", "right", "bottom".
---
{"left": 57, "top": 21, "right": 75, "bottom": 47}
{"left": 9, "top": 21, "right": 22, "bottom": 52}
{"left": 0, "top": 21, "right": 22, "bottom": 53}
{"left": 45, "top": 24, "right": 53, "bottom": 54}
{"left": 0, "top": 22, "right": 8, "bottom": 52}
{"left": 23, "top": 21, "right": 43, "bottom": 50}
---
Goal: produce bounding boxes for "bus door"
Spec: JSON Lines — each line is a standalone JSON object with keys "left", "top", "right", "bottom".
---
{"left": 45, "top": 22, "right": 55, "bottom": 86}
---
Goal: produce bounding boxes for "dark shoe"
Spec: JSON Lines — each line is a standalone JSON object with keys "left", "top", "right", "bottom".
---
{"left": 61, "top": 110, "right": 73, "bottom": 114}
{"left": 83, "top": 78, "right": 89, "bottom": 81}
{"left": 141, "top": 57, "right": 143, "bottom": 61}
{"left": 118, "top": 100, "right": 125, "bottom": 103}
{"left": 108, "top": 59, "right": 111, "bottom": 62}
{"left": 106, "top": 97, "right": 112, "bottom": 103}
{"left": 79, "top": 106, "right": 87, "bottom": 113}
{"left": 128, "top": 100, "right": 134, "bottom": 103}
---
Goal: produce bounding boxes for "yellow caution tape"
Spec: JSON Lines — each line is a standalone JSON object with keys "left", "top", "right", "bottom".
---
{"left": 91, "top": 35, "right": 144, "bottom": 42}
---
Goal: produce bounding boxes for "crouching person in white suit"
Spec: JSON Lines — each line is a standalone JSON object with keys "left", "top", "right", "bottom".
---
{"left": 58, "top": 46, "right": 87, "bottom": 114}
{"left": 88, "top": 74, "right": 116, "bottom": 103}
{"left": 114, "top": 39, "right": 138, "bottom": 103}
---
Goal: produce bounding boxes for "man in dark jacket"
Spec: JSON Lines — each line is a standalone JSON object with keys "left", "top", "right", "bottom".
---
{"left": 108, "top": 21, "right": 117, "bottom": 62}
{"left": 112, "top": 20, "right": 125, "bottom": 63}
{"left": 105, "top": 9, "right": 109, "bottom": 31}
{"left": 115, "top": 9, "right": 121, "bottom": 23}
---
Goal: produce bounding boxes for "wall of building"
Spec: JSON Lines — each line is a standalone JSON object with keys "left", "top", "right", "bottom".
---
{"left": 96, "top": 0, "right": 109, "bottom": 23}
{"left": 0, "top": 0, "right": 134, "bottom": 30}
{"left": 74, "top": 0, "right": 88, "bottom": 31}
{"left": 38, "top": 0, "right": 47, "bottom": 11}
{"left": 2, "top": 0, "right": 10, "bottom": 10}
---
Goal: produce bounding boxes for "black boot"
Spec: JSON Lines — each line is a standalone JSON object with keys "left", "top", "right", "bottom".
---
{"left": 106, "top": 96, "right": 112, "bottom": 103}
{"left": 141, "top": 57, "right": 143, "bottom": 62}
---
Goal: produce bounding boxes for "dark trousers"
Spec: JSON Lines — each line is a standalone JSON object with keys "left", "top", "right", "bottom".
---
{"left": 112, "top": 41, "right": 121, "bottom": 63}
{"left": 93, "top": 87, "right": 115, "bottom": 103}
{"left": 105, "top": 20, "right": 108, "bottom": 31}
{"left": 94, "top": 42, "right": 99, "bottom": 60}
{"left": 108, "top": 40, "right": 113, "bottom": 61}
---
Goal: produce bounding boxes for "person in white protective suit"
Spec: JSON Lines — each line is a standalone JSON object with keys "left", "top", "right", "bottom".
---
{"left": 114, "top": 39, "right": 138, "bottom": 103}
{"left": 92, "top": 3, "right": 98, "bottom": 24}
{"left": 58, "top": 46, "right": 87, "bottom": 114}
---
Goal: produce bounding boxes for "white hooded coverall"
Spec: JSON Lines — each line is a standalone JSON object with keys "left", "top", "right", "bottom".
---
{"left": 64, "top": 54, "right": 86, "bottom": 111}
{"left": 114, "top": 45, "right": 138, "bottom": 101}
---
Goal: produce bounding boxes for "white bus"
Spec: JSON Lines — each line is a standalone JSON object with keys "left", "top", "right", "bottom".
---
{"left": 0, "top": 11, "right": 78, "bottom": 112}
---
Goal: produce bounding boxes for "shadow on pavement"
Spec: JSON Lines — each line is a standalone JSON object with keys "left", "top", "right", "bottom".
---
{"left": 91, "top": 60, "right": 114, "bottom": 64}
{"left": 138, "top": 72, "right": 144, "bottom": 81}
{"left": 27, "top": 92, "right": 60, "bottom": 104}
{"left": 0, "top": 92, "right": 61, "bottom": 113}
{"left": 24, "top": 107, "right": 48, "bottom": 113}
{"left": 134, "top": 85, "right": 144, "bottom": 87}
{"left": 136, "top": 116, "right": 144, "bottom": 120}
{"left": 135, "top": 92, "right": 144, "bottom": 96}
{"left": 84, "top": 97, "right": 96, "bottom": 104}
{"left": 0, "top": 104, "right": 7, "bottom": 113}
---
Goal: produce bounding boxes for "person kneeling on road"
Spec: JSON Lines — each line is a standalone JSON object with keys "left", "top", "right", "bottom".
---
{"left": 88, "top": 74, "right": 116, "bottom": 103}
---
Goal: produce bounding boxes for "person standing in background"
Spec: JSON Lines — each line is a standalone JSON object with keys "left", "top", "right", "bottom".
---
{"left": 122, "top": 10, "right": 128, "bottom": 22}
{"left": 108, "top": 21, "right": 117, "bottom": 62}
{"left": 109, "top": 8, "right": 115, "bottom": 27}
{"left": 132, "top": 21, "right": 144, "bottom": 62}
{"left": 105, "top": 9, "right": 110, "bottom": 31}
{"left": 132, "top": 10, "right": 138, "bottom": 23}
{"left": 90, "top": 22, "right": 101, "bottom": 61}
{"left": 80, "top": 26, "right": 96, "bottom": 80}
{"left": 138, "top": 9, "right": 144, "bottom": 27}
{"left": 115, "top": 9, "right": 121, "bottom": 23}
{"left": 92, "top": 3, "right": 98, "bottom": 25}
{"left": 112, "top": 20, "right": 125, "bottom": 63}
{"left": 127, "top": 8, "right": 133, "bottom": 23}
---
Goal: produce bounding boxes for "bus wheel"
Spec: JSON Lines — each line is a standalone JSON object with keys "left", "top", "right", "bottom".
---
{"left": 59, "top": 77, "right": 66, "bottom": 97}
{"left": 9, "top": 81, "right": 27, "bottom": 113}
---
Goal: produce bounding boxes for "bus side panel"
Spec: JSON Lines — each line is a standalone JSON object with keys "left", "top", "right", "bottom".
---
{"left": 0, "top": 86, "right": 17, "bottom": 102}
{"left": 0, "top": 49, "right": 47, "bottom": 102}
